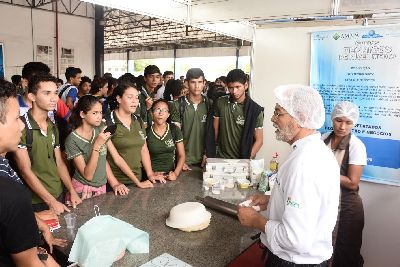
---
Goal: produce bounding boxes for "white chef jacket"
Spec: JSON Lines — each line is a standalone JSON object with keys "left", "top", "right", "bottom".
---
{"left": 260, "top": 133, "right": 340, "bottom": 264}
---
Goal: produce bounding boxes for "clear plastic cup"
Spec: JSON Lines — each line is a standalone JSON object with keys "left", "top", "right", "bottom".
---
{"left": 64, "top": 213, "right": 77, "bottom": 229}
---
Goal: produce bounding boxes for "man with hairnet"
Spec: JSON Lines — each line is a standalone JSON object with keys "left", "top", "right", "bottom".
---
{"left": 238, "top": 85, "right": 340, "bottom": 266}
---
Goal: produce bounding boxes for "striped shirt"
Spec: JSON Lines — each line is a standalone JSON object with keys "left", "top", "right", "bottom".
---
{"left": 0, "top": 156, "right": 23, "bottom": 184}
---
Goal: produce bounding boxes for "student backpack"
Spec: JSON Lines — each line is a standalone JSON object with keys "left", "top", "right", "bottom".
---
{"left": 6, "top": 114, "right": 57, "bottom": 178}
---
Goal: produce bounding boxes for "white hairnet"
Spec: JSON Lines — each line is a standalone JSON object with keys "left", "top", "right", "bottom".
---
{"left": 274, "top": 84, "right": 325, "bottom": 129}
{"left": 331, "top": 101, "right": 359, "bottom": 124}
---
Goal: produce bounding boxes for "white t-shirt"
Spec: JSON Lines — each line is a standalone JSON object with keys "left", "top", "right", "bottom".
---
{"left": 321, "top": 132, "right": 367, "bottom": 166}
{"left": 261, "top": 133, "right": 340, "bottom": 264}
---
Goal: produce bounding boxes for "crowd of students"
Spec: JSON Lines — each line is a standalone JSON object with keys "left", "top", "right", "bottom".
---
{"left": 1, "top": 60, "right": 367, "bottom": 267}
{"left": 0, "top": 61, "right": 264, "bottom": 266}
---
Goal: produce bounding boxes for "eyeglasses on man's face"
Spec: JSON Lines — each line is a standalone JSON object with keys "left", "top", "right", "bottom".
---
{"left": 273, "top": 110, "right": 288, "bottom": 117}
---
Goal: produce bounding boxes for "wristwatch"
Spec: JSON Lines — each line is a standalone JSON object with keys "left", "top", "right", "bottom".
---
{"left": 37, "top": 247, "right": 48, "bottom": 261}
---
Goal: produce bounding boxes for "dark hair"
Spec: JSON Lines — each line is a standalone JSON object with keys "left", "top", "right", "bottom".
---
{"left": 89, "top": 77, "right": 107, "bottom": 95}
{"left": 163, "top": 71, "right": 174, "bottom": 78}
{"left": 108, "top": 82, "right": 138, "bottom": 111}
{"left": 103, "top": 72, "right": 113, "bottom": 79}
{"left": 11, "top": 75, "right": 22, "bottom": 86}
{"left": 28, "top": 73, "right": 58, "bottom": 94}
{"left": 65, "top": 67, "right": 82, "bottom": 81}
{"left": 57, "top": 78, "right": 64, "bottom": 85}
{"left": 163, "top": 79, "right": 183, "bottom": 101}
{"left": 144, "top": 65, "right": 160, "bottom": 76}
{"left": 0, "top": 79, "right": 17, "bottom": 123}
{"left": 22, "top": 62, "right": 50, "bottom": 81}
{"left": 216, "top": 76, "right": 227, "bottom": 84}
{"left": 71, "top": 95, "right": 101, "bottom": 128}
{"left": 79, "top": 76, "right": 91, "bottom": 87}
{"left": 118, "top": 73, "right": 135, "bottom": 84}
{"left": 186, "top": 68, "right": 204, "bottom": 81}
{"left": 207, "top": 82, "right": 227, "bottom": 101}
{"left": 151, "top": 99, "right": 169, "bottom": 112}
{"left": 226, "top": 69, "right": 247, "bottom": 85}
{"left": 107, "top": 77, "right": 117, "bottom": 91}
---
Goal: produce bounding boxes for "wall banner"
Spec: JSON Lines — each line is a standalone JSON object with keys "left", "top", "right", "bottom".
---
{"left": 311, "top": 27, "right": 400, "bottom": 186}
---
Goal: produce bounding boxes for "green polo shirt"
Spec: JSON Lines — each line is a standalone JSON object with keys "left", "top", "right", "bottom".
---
{"left": 170, "top": 96, "right": 209, "bottom": 165}
{"left": 106, "top": 111, "right": 146, "bottom": 184}
{"left": 147, "top": 123, "right": 183, "bottom": 172}
{"left": 214, "top": 95, "right": 264, "bottom": 159}
{"left": 65, "top": 126, "right": 107, "bottom": 187}
{"left": 19, "top": 111, "right": 63, "bottom": 204}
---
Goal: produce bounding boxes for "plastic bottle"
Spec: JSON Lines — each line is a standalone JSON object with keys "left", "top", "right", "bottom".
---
{"left": 269, "top": 152, "right": 279, "bottom": 173}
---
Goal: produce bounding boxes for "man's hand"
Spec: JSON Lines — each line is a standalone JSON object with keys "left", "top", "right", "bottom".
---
{"left": 237, "top": 206, "right": 267, "bottom": 232}
{"left": 49, "top": 200, "right": 70, "bottom": 215}
{"left": 69, "top": 190, "right": 82, "bottom": 209}
{"left": 42, "top": 228, "right": 68, "bottom": 254}
{"left": 145, "top": 97, "right": 153, "bottom": 110}
{"left": 36, "top": 217, "right": 67, "bottom": 254}
{"left": 249, "top": 194, "right": 270, "bottom": 211}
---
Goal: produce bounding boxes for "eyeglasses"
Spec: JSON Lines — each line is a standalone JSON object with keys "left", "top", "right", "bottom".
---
{"left": 153, "top": 108, "right": 169, "bottom": 114}
{"left": 273, "top": 110, "right": 288, "bottom": 117}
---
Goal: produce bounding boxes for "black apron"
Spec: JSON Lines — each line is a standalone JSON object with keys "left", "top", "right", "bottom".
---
{"left": 323, "top": 132, "right": 364, "bottom": 267}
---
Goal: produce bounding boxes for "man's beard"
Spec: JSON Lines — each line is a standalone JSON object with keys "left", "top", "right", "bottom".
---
{"left": 273, "top": 121, "right": 297, "bottom": 143}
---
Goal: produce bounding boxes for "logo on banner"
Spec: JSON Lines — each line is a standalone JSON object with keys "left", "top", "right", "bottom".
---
{"left": 333, "top": 32, "right": 359, "bottom": 40}
{"left": 362, "top": 30, "right": 383, "bottom": 39}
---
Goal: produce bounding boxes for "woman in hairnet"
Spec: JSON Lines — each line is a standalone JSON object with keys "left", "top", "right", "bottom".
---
{"left": 321, "top": 101, "right": 367, "bottom": 267}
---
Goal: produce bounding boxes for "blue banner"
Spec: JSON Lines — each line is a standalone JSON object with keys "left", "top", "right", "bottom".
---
{"left": 311, "top": 27, "right": 400, "bottom": 186}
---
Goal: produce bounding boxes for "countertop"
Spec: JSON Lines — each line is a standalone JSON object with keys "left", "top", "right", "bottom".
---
{"left": 54, "top": 168, "right": 260, "bottom": 267}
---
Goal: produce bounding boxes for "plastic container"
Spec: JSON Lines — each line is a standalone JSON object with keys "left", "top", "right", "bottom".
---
{"left": 269, "top": 152, "right": 279, "bottom": 173}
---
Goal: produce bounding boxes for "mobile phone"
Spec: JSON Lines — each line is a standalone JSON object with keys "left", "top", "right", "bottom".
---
{"left": 104, "top": 124, "right": 117, "bottom": 135}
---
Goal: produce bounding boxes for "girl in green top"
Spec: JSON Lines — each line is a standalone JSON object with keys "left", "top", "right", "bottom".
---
{"left": 65, "top": 95, "right": 130, "bottom": 200}
{"left": 147, "top": 99, "right": 185, "bottom": 180}
{"left": 106, "top": 83, "right": 165, "bottom": 187}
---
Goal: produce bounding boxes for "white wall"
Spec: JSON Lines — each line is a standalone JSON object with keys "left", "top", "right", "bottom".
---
{"left": 252, "top": 25, "right": 400, "bottom": 267}
{"left": 0, "top": 3, "right": 95, "bottom": 80}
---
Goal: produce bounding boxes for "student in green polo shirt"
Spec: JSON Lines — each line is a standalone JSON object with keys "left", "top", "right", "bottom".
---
{"left": 65, "top": 95, "right": 130, "bottom": 200}
{"left": 105, "top": 82, "right": 165, "bottom": 187}
{"left": 147, "top": 99, "right": 185, "bottom": 181}
{"left": 214, "top": 69, "right": 264, "bottom": 159}
{"left": 138, "top": 65, "right": 162, "bottom": 127}
{"left": 170, "top": 68, "right": 212, "bottom": 169}
{"left": 14, "top": 73, "right": 82, "bottom": 214}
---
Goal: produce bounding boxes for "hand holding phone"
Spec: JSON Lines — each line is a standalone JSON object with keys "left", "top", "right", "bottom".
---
{"left": 103, "top": 124, "right": 117, "bottom": 135}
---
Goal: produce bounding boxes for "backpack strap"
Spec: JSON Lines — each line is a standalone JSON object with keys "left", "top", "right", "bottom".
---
{"left": 58, "top": 84, "right": 72, "bottom": 98}
{"left": 20, "top": 114, "right": 34, "bottom": 163}
{"left": 178, "top": 96, "right": 187, "bottom": 127}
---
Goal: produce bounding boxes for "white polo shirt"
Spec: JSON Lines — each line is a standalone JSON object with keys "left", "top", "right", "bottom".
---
{"left": 260, "top": 133, "right": 340, "bottom": 264}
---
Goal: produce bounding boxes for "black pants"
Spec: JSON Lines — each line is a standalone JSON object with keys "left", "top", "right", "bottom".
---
{"left": 262, "top": 244, "right": 328, "bottom": 267}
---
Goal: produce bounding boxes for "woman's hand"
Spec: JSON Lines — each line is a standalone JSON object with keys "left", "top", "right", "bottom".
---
{"left": 136, "top": 180, "right": 154, "bottom": 189}
{"left": 167, "top": 171, "right": 177, "bottom": 181}
{"left": 94, "top": 128, "right": 111, "bottom": 149}
{"left": 148, "top": 173, "right": 166, "bottom": 184}
{"left": 112, "top": 183, "right": 130, "bottom": 195}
